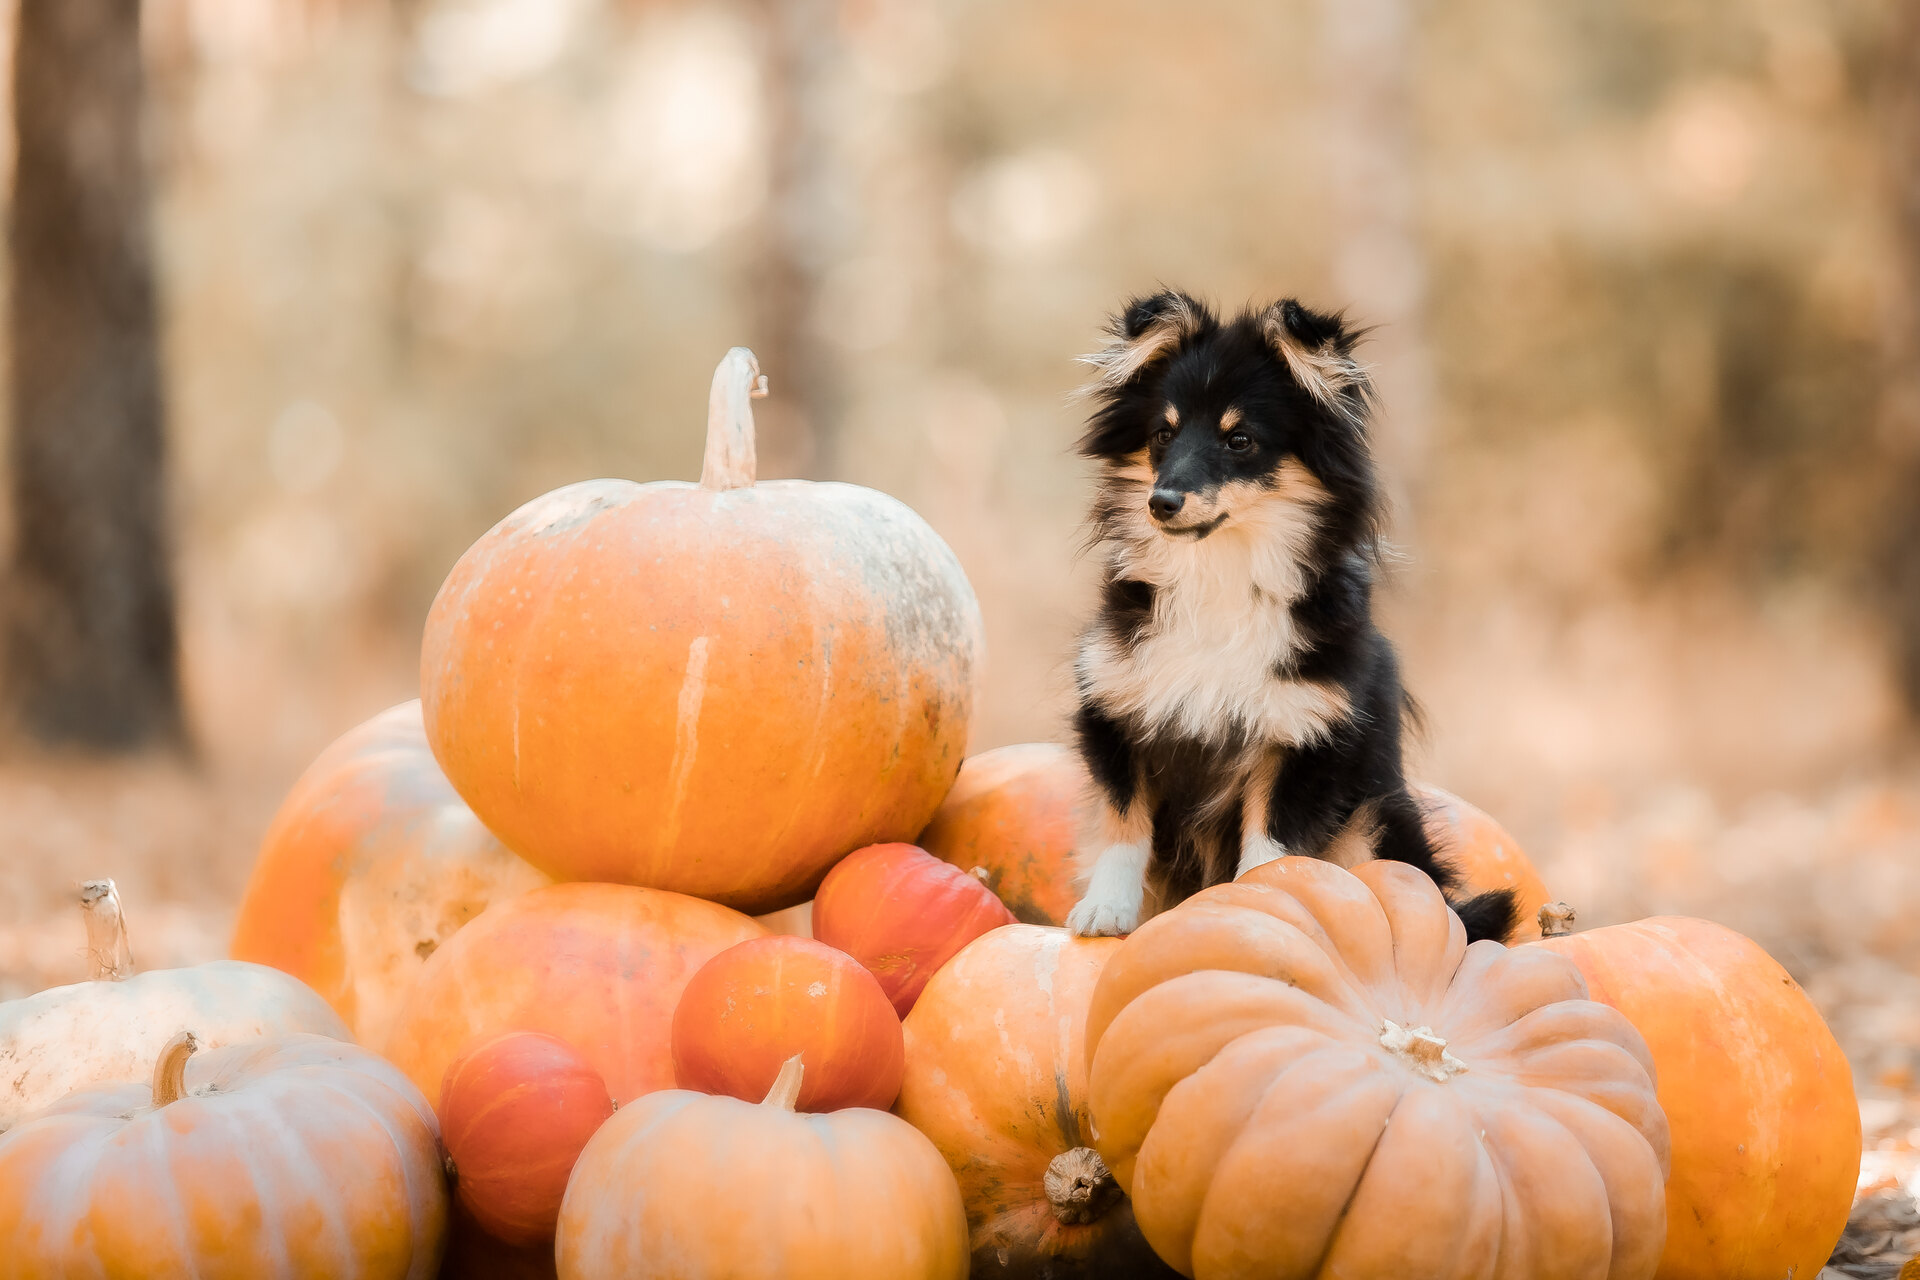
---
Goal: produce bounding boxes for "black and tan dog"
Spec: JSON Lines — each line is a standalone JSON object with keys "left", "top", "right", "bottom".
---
{"left": 1064, "top": 290, "right": 1516, "bottom": 943}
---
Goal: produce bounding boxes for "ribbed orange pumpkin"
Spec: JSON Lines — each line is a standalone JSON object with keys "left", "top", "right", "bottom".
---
{"left": 383, "top": 882, "right": 764, "bottom": 1109}
{"left": 917, "top": 743, "right": 1084, "bottom": 927}
{"left": 896, "top": 925, "right": 1178, "bottom": 1279}
{"left": 1414, "top": 783, "right": 1555, "bottom": 941}
{"left": 556, "top": 1055, "right": 968, "bottom": 1280}
{"left": 420, "top": 350, "right": 980, "bottom": 915}
{"left": 1087, "top": 857, "right": 1671, "bottom": 1280}
{"left": 440, "top": 1031, "right": 615, "bottom": 1247}
{"left": 814, "top": 843, "right": 1018, "bottom": 1016}
{"left": 231, "top": 700, "right": 549, "bottom": 1046}
{"left": 0, "top": 1032, "right": 446, "bottom": 1279}
{"left": 1536, "top": 912, "right": 1859, "bottom": 1280}
{"left": 672, "top": 936, "right": 904, "bottom": 1111}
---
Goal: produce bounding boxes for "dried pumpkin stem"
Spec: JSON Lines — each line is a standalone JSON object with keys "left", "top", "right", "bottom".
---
{"left": 79, "top": 879, "right": 134, "bottom": 981}
{"left": 701, "top": 346, "right": 768, "bottom": 492}
{"left": 152, "top": 1030, "right": 199, "bottom": 1108}
{"left": 1537, "top": 902, "right": 1576, "bottom": 939}
{"left": 762, "top": 1054, "right": 805, "bottom": 1112}
{"left": 1379, "top": 1020, "right": 1469, "bottom": 1083}
{"left": 1045, "top": 1146, "right": 1121, "bottom": 1225}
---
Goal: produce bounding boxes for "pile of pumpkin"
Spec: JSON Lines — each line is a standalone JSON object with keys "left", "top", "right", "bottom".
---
{"left": 0, "top": 350, "right": 1864, "bottom": 1280}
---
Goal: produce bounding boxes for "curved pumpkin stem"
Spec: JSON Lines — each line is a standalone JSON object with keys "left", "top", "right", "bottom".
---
{"left": 1045, "top": 1146, "right": 1121, "bottom": 1225}
{"left": 1537, "top": 901, "right": 1576, "bottom": 938}
{"left": 152, "top": 1030, "right": 199, "bottom": 1108}
{"left": 80, "top": 878, "right": 134, "bottom": 981}
{"left": 701, "top": 347, "right": 768, "bottom": 492}
{"left": 762, "top": 1053, "right": 805, "bottom": 1112}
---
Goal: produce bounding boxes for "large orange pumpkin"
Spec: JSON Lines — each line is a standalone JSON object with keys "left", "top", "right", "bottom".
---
{"left": 813, "top": 842, "right": 1018, "bottom": 1016}
{"left": 0, "top": 1031, "right": 446, "bottom": 1278}
{"left": 556, "top": 1055, "right": 968, "bottom": 1279}
{"left": 383, "top": 882, "right": 764, "bottom": 1109}
{"left": 232, "top": 700, "right": 549, "bottom": 1046}
{"left": 1086, "top": 857, "right": 1671, "bottom": 1280}
{"left": 1413, "top": 783, "right": 1555, "bottom": 941}
{"left": 1536, "top": 911, "right": 1859, "bottom": 1280}
{"left": 420, "top": 349, "right": 981, "bottom": 915}
{"left": 896, "top": 925, "right": 1178, "bottom": 1278}
{"left": 672, "top": 936, "right": 904, "bottom": 1111}
{"left": 917, "top": 743, "right": 1084, "bottom": 927}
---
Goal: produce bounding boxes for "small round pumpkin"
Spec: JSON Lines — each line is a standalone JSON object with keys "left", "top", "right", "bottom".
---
{"left": 1536, "top": 910, "right": 1859, "bottom": 1280}
{"left": 232, "top": 700, "right": 550, "bottom": 1046}
{"left": 0, "top": 879, "right": 349, "bottom": 1132}
{"left": 0, "top": 1031, "right": 446, "bottom": 1278}
{"left": 441, "top": 1031, "right": 615, "bottom": 1247}
{"left": 917, "top": 743, "right": 1084, "bottom": 927}
{"left": 421, "top": 349, "right": 981, "bottom": 914}
{"left": 897, "top": 925, "right": 1179, "bottom": 1278}
{"left": 672, "top": 936, "right": 904, "bottom": 1111}
{"left": 556, "top": 1055, "right": 968, "bottom": 1280}
{"left": 1413, "top": 783, "right": 1554, "bottom": 941}
{"left": 1086, "top": 856, "right": 1671, "bottom": 1280}
{"left": 813, "top": 842, "right": 1017, "bottom": 1016}
{"left": 383, "top": 882, "right": 765, "bottom": 1109}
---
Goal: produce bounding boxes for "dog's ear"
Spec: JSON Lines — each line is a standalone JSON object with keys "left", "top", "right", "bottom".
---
{"left": 1259, "top": 299, "right": 1370, "bottom": 418}
{"left": 1077, "top": 290, "right": 1210, "bottom": 393}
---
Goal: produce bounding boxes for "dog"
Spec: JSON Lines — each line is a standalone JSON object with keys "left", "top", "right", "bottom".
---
{"left": 1062, "top": 290, "right": 1517, "bottom": 944}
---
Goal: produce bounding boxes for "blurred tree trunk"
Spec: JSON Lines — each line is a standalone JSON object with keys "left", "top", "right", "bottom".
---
{"left": 1885, "top": 0, "right": 1920, "bottom": 719}
{"left": 5, "top": 0, "right": 183, "bottom": 749}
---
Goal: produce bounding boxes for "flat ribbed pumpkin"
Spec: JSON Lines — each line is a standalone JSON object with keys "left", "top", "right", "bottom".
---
{"left": 0, "top": 880, "right": 349, "bottom": 1132}
{"left": 232, "top": 700, "right": 549, "bottom": 1046}
{"left": 1414, "top": 783, "right": 1554, "bottom": 941}
{"left": 917, "top": 744, "right": 1084, "bottom": 927}
{"left": 420, "top": 349, "right": 980, "bottom": 914}
{"left": 1087, "top": 856, "right": 1671, "bottom": 1280}
{"left": 0, "top": 1031, "right": 446, "bottom": 1279}
{"left": 896, "top": 925, "right": 1178, "bottom": 1279}
{"left": 383, "top": 882, "right": 764, "bottom": 1109}
{"left": 557, "top": 1055, "right": 967, "bottom": 1280}
{"left": 1536, "top": 909, "right": 1859, "bottom": 1280}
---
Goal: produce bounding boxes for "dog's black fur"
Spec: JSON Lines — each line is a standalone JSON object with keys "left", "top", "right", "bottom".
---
{"left": 1064, "top": 290, "right": 1517, "bottom": 944}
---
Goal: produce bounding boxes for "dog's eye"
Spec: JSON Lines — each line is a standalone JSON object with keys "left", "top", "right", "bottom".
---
{"left": 1151, "top": 426, "right": 1176, "bottom": 446}
{"left": 1226, "top": 431, "right": 1253, "bottom": 452}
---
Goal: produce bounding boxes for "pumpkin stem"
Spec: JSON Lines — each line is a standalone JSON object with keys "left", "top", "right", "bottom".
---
{"left": 1379, "top": 1020, "right": 1469, "bottom": 1083}
{"left": 1537, "top": 901, "right": 1576, "bottom": 938}
{"left": 762, "top": 1054, "right": 805, "bottom": 1112}
{"left": 79, "top": 879, "right": 134, "bottom": 981}
{"left": 1045, "top": 1147, "right": 1121, "bottom": 1225}
{"left": 701, "top": 347, "right": 768, "bottom": 492}
{"left": 152, "top": 1030, "right": 199, "bottom": 1108}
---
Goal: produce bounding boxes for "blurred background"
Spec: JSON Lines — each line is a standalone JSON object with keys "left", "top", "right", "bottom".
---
{"left": 3, "top": 0, "right": 1920, "bottom": 1111}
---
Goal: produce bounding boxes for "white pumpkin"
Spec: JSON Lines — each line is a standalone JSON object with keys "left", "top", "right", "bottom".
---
{"left": 0, "top": 880, "right": 349, "bottom": 1130}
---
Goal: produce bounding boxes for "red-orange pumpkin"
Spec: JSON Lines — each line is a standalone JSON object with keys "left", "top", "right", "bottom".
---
{"left": 1537, "top": 911, "right": 1860, "bottom": 1280}
{"left": 813, "top": 843, "right": 1017, "bottom": 1016}
{"left": 672, "top": 936, "right": 904, "bottom": 1111}
{"left": 440, "top": 1030, "right": 615, "bottom": 1247}
{"left": 383, "top": 882, "right": 765, "bottom": 1109}
{"left": 917, "top": 743, "right": 1084, "bottom": 927}
{"left": 420, "top": 349, "right": 981, "bottom": 915}
{"left": 232, "top": 700, "right": 549, "bottom": 1047}
{"left": 1413, "top": 783, "right": 1554, "bottom": 941}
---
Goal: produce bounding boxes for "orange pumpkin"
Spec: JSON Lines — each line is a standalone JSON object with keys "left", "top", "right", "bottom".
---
{"left": 383, "top": 882, "right": 764, "bottom": 1109}
{"left": 1086, "top": 857, "right": 1671, "bottom": 1280}
{"left": 232, "top": 700, "right": 549, "bottom": 1046}
{"left": 917, "top": 743, "right": 1084, "bottom": 927}
{"left": 0, "top": 1031, "right": 446, "bottom": 1278}
{"left": 1413, "top": 783, "right": 1554, "bottom": 941}
{"left": 557, "top": 1055, "right": 968, "bottom": 1279}
{"left": 672, "top": 936, "right": 904, "bottom": 1111}
{"left": 441, "top": 1030, "right": 615, "bottom": 1247}
{"left": 1536, "top": 911, "right": 1859, "bottom": 1280}
{"left": 420, "top": 349, "right": 981, "bottom": 915}
{"left": 897, "top": 925, "right": 1178, "bottom": 1278}
{"left": 813, "top": 842, "right": 1018, "bottom": 1016}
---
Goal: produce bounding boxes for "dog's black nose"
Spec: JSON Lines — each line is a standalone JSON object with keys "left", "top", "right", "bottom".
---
{"left": 1148, "top": 490, "right": 1186, "bottom": 520}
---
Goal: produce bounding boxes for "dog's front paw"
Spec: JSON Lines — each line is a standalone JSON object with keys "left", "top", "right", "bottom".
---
{"left": 1067, "top": 881, "right": 1144, "bottom": 937}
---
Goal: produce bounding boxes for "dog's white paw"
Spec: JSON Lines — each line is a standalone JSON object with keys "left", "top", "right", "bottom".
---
{"left": 1067, "top": 879, "right": 1144, "bottom": 937}
{"left": 1235, "top": 835, "right": 1288, "bottom": 880}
